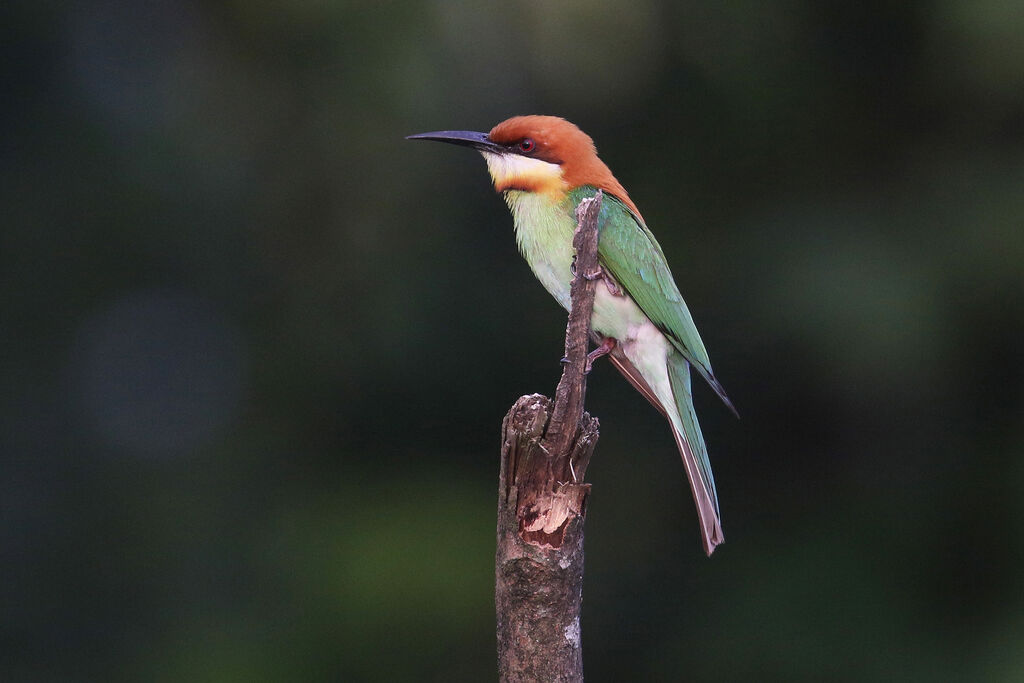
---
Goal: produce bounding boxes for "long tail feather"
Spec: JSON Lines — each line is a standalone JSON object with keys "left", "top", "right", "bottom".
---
{"left": 667, "top": 356, "right": 724, "bottom": 556}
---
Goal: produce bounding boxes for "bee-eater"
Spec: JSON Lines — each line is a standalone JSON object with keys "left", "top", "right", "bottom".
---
{"left": 408, "top": 116, "right": 736, "bottom": 556}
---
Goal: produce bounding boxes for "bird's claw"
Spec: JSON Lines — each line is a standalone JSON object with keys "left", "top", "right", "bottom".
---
{"left": 585, "top": 337, "right": 617, "bottom": 373}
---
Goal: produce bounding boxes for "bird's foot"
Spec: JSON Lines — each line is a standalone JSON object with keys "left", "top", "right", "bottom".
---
{"left": 570, "top": 257, "right": 604, "bottom": 282}
{"left": 585, "top": 337, "right": 617, "bottom": 374}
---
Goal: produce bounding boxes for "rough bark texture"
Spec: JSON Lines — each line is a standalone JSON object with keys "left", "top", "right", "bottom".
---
{"left": 496, "top": 193, "right": 603, "bottom": 683}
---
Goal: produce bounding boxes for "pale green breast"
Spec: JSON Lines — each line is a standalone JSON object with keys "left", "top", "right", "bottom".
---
{"left": 505, "top": 190, "right": 576, "bottom": 310}
{"left": 504, "top": 190, "right": 653, "bottom": 342}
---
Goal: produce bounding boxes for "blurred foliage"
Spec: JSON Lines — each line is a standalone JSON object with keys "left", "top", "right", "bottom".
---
{"left": 2, "top": 0, "right": 1023, "bottom": 680}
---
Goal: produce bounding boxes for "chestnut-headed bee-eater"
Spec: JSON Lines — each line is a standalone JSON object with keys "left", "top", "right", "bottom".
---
{"left": 409, "top": 116, "right": 736, "bottom": 556}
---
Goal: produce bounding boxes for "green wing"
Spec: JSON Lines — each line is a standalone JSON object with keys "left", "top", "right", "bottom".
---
{"left": 570, "top": 186, "right": 736, "bottom": 415}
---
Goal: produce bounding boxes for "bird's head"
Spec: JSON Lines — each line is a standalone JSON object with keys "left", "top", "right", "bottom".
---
{"left": 408, "top": 115, "right": 639, "bottom": 217}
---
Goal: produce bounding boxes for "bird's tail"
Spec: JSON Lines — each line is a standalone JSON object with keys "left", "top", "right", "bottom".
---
{"left": 667, "top": 355, "right": 724, "bottom": 556}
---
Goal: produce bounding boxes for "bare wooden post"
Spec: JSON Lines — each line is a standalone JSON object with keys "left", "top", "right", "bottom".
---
{"left": 496, "top": 192, "right": 604, "bottom": 683}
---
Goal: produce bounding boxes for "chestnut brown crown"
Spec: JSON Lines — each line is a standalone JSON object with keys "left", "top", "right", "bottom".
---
{"left": 488, "top": 116, "right": 640, "bottom": 218}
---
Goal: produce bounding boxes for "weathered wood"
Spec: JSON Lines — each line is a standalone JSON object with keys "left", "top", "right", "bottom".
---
{"left": 496, "top": 192, "right": 603, "bottom": 683}
{"left": 542, "top": 192, "right": 604, "bottom": 462}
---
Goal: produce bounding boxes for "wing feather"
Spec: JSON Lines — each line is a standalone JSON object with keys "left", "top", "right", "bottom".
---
{"left": 570, "top": 187, "right": 736, "bottom": 415}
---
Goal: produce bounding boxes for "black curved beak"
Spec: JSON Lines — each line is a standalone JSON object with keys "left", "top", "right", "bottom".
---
{"left": 406, "top": 130, "right": 503, "bottom": 153}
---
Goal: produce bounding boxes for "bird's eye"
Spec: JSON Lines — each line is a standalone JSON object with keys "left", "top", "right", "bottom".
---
{"left": 518, "top": 138, "right": 535, "bottom": 153}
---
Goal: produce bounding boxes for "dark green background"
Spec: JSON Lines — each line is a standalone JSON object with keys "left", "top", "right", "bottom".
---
{"left": 4, "top": 1, "right": 1023, "bottom": 680}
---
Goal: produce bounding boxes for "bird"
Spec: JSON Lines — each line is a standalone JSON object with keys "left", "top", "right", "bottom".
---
{"left": 408, "top": 116, "right": 736, "bottom": 556}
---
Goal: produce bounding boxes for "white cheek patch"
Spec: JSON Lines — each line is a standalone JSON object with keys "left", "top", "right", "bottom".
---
{"left": 480, "top": 152, "right": 563, "bottom": 191}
